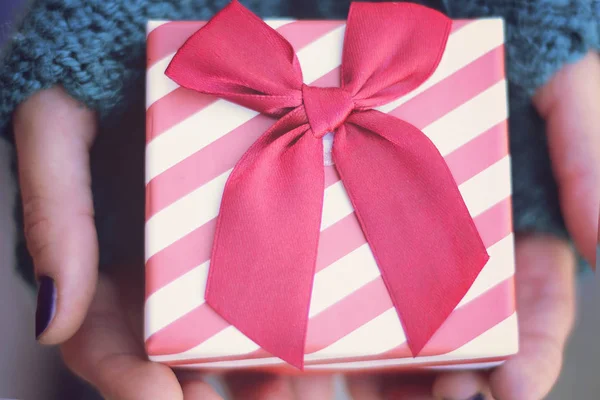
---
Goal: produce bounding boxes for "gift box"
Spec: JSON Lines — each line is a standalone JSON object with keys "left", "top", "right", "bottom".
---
{"left": 144, "top": 1, "right": 518, "bottom": 372}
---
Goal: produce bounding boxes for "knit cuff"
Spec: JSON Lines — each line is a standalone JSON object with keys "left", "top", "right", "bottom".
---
{"left": 445, "top": 0, "right": 600, "bottom": 95}
{"left": 0, "top": 0, "right": 289, "bottom": 142}
{"left": 0, "top": 1, "right": 143, "bottom": 140}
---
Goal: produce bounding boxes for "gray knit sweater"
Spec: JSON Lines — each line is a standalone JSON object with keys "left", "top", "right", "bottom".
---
{"left": 1, "top": 0, "right": 599, "bottom": 285}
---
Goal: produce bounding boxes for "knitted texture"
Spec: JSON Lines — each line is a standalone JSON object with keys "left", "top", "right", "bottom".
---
{"left": 1, "top": 0, "right": 598, "bottom": 287}
{"left": 0, "top": 0, "right": 289, "bottom": 132}
{"left": 444, "top": 0, "right": 600, "bottom": 94}
{"left": 1, "top": 0, "right": 598, "bottom": 132}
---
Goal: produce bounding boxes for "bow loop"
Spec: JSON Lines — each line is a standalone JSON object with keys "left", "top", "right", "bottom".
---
{"left": 165, "top": 0, "right": 303, "bottom": 116}
{"left": 302, "top": 85, "right": 354, "bottom": 138}
{"left": 342, "top": 2, "right": 451, "bottom": 108}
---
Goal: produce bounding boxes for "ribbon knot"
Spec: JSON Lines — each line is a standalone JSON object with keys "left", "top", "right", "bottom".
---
{"left": 302, "top": 84, "right": 354, "bottom": 139}
{"left": 165, "top": 0, "right": 489, "bottom": 370}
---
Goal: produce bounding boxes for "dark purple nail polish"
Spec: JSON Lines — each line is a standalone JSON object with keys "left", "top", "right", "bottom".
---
{"left": 467, "top": 394, "right": 485, "bottom": 400}
{"left": 35, "top": 276, "right": 57, "bottom": 339}
{"left": 444, "top": 395, "right": 486, "bottom": 400}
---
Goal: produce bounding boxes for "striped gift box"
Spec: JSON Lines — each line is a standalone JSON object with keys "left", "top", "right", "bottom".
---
{"left": 144, "top": 17, "right": 518, "bottom": 372}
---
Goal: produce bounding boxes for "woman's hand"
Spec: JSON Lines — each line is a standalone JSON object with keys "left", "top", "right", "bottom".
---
{"left": 534, "top": 52, "right": 600, "bottom": 269}
{"left": 13, "top": 48, "right": 599, "bottom": 399}
{"left": 14, "top": 87, "right": 99, "bottom": 344}
{"left": 446, "top": 51, "right": 600, "bottom": 400}
{"left": 12, "top": 87, "right": 333, "bottom": 399}
{"left": 345, "top": 51, "right": 600, "bottom": 400}
{"left": 60, "top": 266, "right": 334, "bottom": 400}
{"left": 346, "top": 234, "right": 576, "bottom": 400}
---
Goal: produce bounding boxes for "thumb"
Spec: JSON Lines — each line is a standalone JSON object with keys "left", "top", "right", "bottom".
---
{"left": 534, "top": 51, "right": 600, "bottom": 268}
{"left": 13, "top": 87, "right": 98, "bottom": 344}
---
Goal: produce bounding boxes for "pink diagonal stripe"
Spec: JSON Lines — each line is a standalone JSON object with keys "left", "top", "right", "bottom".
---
{"left": 145, "top": 122, "right": 510, "bottom": 296}
{"left": 147, "top": 276, "right": 514, "bottom": 363}
{"left": 147, "top": 20, "right": 345, "bottom": 69}
{"left": 302, "top": 343, "right": 411, "bottom": 367}
{"left": 146, "top": 166, "right": 341, "bottom": 297}
{"left": 316, "top": 195, "right": 511, "bottom": 280}
{"left": 146, "top": 21, "right": 346, "bottom": 144}
{"left": 145, "top": 114, "right": 275, "bottom": 221}
{"left": 450, "top": 20, "right": 472, "bottom": 32}
{"left": 443, "top": 121, "right": 509, "bottom": 185}
{"left": 305, "top": 278, "right": 392, "bottom": 354}
{"left": 146, "top": 89, "right": 216, "bottom": 143}
{"left": 144, "top": 19, "right": 509, "bottom": 358}
{"left": 388, "top": 47, "right": 505, "bottom": 126}
{"left": 145, "top": 22, "right": 478, "bottom": 213}
{"left": 145, "top": 219, "right": 215, "bottom": 298}
{"left": 324, "top": 165, "right": 341, "bottom": 187}
{"left": 147, "top": 21, "right": 206, "bottom": 68}
{"left": 475, "top": 197, "right": 513, "bottom": 248}
{"left": 305, "top": 211, "right": 512, "bottom": 355}
{"left": 145, "top": 199, "right": 512, "bottom": 356}
{"left": 145, "top": 66, "right": 345, "bottom": 220}
{"left": 145, "top": 44, "right": 503, "bottom": 219}
{"left": 303, "top": 276, "right": 515, "bottom": 364}
{"left": 276, "top": 20, "right": 347, "bottom": 51}
{"left": 314, "top": 123, "right": 510, "bottom": 273}
{"left": 420, "top": 277, "right": 516, "bottom": 356}
{"left": 315, "top": 213, "right": 366, "bottom": 273}
{"left": 164, "top": 349, "right": 271, "bottom": 367}
{"left": 146, "top": 301, "right": 229, "bottom": 356}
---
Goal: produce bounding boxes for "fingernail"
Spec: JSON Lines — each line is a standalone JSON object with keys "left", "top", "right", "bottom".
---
{"left": 35, "top": 276, "right": 57, "bottom": 339}
{"left": 465, "top": 394, "right": 485, "bottom": 400}
{"left": 444, "top": 394, "right": 485, "bottom": 400}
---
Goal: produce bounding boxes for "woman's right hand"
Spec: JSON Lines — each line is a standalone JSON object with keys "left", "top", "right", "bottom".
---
{"left": 13, "top": 86, "right": 334, "bottom": 399}
{"left": 14, "top": 87, "right": 99, "bottom": 345}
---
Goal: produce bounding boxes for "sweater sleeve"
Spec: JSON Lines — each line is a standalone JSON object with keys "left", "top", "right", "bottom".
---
{"left": 0, "top": 0, "right": 145, "bottom": 138}
{"left": 444, "top": 0, "right": 600, "bottom": 94}
{"left": 0, "top": 0, "right": 287, "bottom": 141}
{"left": 445, "top": 0, "right": 596, "bottom": 272}
{"left": 0, "top": 0, "right": 289, "bottom": 289}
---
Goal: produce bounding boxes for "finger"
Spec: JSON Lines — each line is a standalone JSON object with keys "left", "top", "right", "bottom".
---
{"left": 381, "top": 373, "right": 436, "bottom": 399}
{"left": 290, "top": 374, "right": 335, "bottom": 400}
{"left": 490, "top": 235, "right": 576, "bottom": 400}
{"left": 180, "top": 380, "right": 223, "bottom": 400}
{"left": 533, "top": 51, "right": 600, "bottom": 268}
{"left": 432, "top": 371, "right": 490, "bottom": 400}
{"left": 348, "top": 373, "right": 436, "bottom": 400}
{"left": 224, "top": 372, "right": 295, "bottom": 400}
{"left": 346, "top": 374, "right": 383, "bottom": 400}
{"left": 61, "top": 276, "right": 183, "bottom": 400}
{"left": 13, "top": 87, "right": 99, "bottom": 343}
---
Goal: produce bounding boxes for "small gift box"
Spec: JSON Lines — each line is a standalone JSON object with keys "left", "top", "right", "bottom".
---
{"left": 144, "top": 1, "right": 518, "bottom": 372}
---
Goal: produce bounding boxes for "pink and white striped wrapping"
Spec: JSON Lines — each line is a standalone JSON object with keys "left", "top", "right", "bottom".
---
{"left": 144, "top": 17, "right": 518, "bottom": 372}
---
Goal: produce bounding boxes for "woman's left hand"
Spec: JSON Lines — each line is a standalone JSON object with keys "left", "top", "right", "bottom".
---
{"left": 24, "top": 49, "right": 599, "bottom": 400}
{"left": 61, "top": 266, "right": 334, "bottom": 400}
{"left": 345, "top": 51, "right": 600, "bottom": 400}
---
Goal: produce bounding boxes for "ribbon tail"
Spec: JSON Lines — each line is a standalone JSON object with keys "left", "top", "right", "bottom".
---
{"left": 205, "top": 108, "right": 322, "bottom": 369}
{"left": 334, "top": 111, "right": 490, "bottom": 356}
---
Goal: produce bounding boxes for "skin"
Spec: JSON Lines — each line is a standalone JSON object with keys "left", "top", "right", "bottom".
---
{"left": 12, "top": 51, "right": 599, "bottom": 400}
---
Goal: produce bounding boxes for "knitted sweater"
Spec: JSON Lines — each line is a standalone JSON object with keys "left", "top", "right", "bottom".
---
{"left": 1, "top": 0, "right": 599, "bottom": 285}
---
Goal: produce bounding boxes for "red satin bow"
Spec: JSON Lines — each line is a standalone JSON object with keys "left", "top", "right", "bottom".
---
{"left": 166, "top": 0, "right": 489, "bottom": 369}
